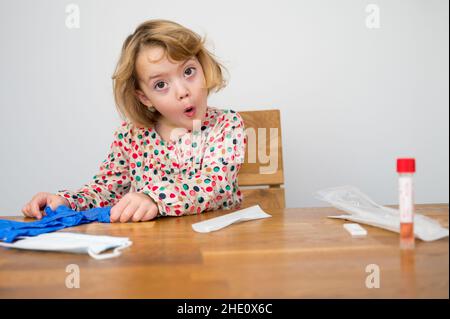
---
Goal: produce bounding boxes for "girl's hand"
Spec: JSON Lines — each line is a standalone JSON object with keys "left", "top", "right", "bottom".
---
{"left": 22, "top": 192, "right": 70, "bottom": 219}
{"left": 110, "top": 192, "right": 159, "bottom": 223}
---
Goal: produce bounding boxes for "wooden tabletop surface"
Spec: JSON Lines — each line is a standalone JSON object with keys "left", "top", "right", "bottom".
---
{"left": 0, "top": 204, "right": 448, "bottom": 298}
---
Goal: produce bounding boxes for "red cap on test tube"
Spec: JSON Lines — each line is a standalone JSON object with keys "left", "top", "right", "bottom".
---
{"left": 397, "top": 158, "right": 416, "bottom": 173}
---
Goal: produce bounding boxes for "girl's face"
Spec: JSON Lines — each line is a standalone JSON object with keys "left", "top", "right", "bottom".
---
{"left": 135, "top": 46, "right": 208, "bottom": 134}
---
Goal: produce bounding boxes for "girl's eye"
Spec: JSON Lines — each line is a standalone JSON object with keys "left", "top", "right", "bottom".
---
{"left": 185, "top": 66, "right": 196, "bottom": 77}
{"left": 153, "top": 66, "right": 196, "bottom": 91}
{"left": 154, "top": 81, "right": 166, "bottom": 90}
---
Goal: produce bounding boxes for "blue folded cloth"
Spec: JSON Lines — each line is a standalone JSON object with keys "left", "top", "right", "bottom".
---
{"left": 0, "top": 205, "right": 111, "bottom": 243}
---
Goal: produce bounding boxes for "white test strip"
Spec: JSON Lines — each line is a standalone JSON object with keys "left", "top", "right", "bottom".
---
{"left": 192, "top": 205, "right": 271, "bottom": 233}
{"left": 343, "top": 223, "right": 368, "bottom": 237}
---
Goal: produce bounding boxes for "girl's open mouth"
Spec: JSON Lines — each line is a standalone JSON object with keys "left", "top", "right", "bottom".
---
{"left": 184, "top": 106, "right": 196, "bottom": 117}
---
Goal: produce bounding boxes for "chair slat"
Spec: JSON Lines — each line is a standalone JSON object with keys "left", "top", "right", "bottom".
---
{"left": 238, "top": 109, "right": 285, "bottom": 208}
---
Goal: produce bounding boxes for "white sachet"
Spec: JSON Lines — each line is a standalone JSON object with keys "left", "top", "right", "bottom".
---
{"left": 192, "top": 205, "right": 271, "bottom": 233}
{"left": 315, "top": 185, "right": 449, "bottom": 242}
{"left": 0, "top": 232, "right": 132, "bottom": 260}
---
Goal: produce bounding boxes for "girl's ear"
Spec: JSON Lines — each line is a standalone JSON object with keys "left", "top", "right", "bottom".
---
{"left": 135, "top": 89, "right": 152, "bottom": 107}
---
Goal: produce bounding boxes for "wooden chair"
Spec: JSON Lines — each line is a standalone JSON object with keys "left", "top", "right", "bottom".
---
{"left": 238, "top": 109, "right": 285, "bottom": 209}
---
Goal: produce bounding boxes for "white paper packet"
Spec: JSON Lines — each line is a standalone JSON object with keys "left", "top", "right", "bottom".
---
{"left": 0, "top": 232, "right": 132, "bottom": 260}
{"left": 192, "top": 205, "right": 271, "bottom": 233}
{"left": 315, "top": 185, "right": 449, "bottom": 242}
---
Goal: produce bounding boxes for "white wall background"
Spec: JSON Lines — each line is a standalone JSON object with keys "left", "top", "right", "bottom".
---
{"left": 0, "top": 0, "right": 448, "bottom": 216}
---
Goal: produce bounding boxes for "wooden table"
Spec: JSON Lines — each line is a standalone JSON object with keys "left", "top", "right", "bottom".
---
{"left": 0, "top": 204, "right": 448, "bottom": 298}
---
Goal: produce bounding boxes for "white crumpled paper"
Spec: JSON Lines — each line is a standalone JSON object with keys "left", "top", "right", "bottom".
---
{"left": 0, "top": 232, "right": 132, "bottom": 260}
{"left": 315, "top": 185, "right": 449, "bottom": 242}
{"left": 192, "top": 205, "right": 271, "bottom": 233}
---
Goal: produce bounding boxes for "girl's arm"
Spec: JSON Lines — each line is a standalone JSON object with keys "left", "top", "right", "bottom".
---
{"left": 55, "top": 122, "right": 132, "bottom": 211}
{"left": 141, "top": 110, "right": 247, "bottom": 216}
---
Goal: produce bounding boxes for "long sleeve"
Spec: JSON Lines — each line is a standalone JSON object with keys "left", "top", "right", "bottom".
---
{"left": 141, "top": 110, "right": 247, "bottom": 216}
{"left": 55, "top": 122, "right": 133, "bottom": 211}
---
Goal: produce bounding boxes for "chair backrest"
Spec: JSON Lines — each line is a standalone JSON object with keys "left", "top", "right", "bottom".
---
{"left": 238, "top": 109, "right": 285, "bottom": 209}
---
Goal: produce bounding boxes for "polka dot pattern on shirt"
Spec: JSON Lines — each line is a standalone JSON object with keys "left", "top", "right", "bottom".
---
{"left": 56, "top": 107, "right": 247, "bottom": 217}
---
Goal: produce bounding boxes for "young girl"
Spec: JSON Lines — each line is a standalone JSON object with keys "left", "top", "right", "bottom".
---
{"left": 22, "top": 19, "right": 247, "bottom": 223}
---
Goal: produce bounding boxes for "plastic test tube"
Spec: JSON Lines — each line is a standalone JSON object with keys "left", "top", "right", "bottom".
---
{"left": 397, "top": 158, "right": 416, "bottom": 249}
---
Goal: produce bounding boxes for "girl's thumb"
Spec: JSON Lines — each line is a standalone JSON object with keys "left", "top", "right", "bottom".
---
{"left": 47, "top": 198, "right": 55, "bottom": 211}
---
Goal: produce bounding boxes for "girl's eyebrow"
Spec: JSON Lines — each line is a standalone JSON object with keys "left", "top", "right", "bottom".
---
{"left": 148, "top": 58, "right": 195, "bottom": 81}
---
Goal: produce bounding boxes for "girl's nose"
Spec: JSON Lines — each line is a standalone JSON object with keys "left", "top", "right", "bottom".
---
{"left": 175, "top": 82, "right": 190, "bottom": 100}
{"left": 178, "top": 90, "right": 189, "bottom": 100}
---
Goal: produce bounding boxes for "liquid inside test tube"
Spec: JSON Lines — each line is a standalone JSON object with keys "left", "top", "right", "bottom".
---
{"left": 400, "top": 222, "right": 414, "bottom": 249}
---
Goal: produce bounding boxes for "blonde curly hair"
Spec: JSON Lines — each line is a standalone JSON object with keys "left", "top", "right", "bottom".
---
{"left": 112, "top": 19, "right": 228, "bottom": 128}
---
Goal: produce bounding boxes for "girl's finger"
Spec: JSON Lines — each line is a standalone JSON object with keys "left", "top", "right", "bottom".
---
{"left": 131, "top": 205, "right": 148, "bottom": 222}
{"left": 31, "top": 202, "right": 42, "bottom": 219}
{"left": 22, "top": 202, "right": 29, "bottom": 212}
{"left": 141, "top": 209, "right": 157, "bottom": 222}
{"left": 21, "top": 203, "right": 30, "bottom": 216}
{"left": 119, "top": 202, "right": 138, "bottom": 223}
{"left": 26, "top": 203, "right": 33, "bottom": 215}
{"left": 110, "top": 197, "right": 130, "bottom": 222}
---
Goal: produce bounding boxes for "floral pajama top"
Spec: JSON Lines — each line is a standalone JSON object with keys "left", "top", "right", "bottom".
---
{"left": 56, "top": 107, "right": 247, "bottom": 217}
